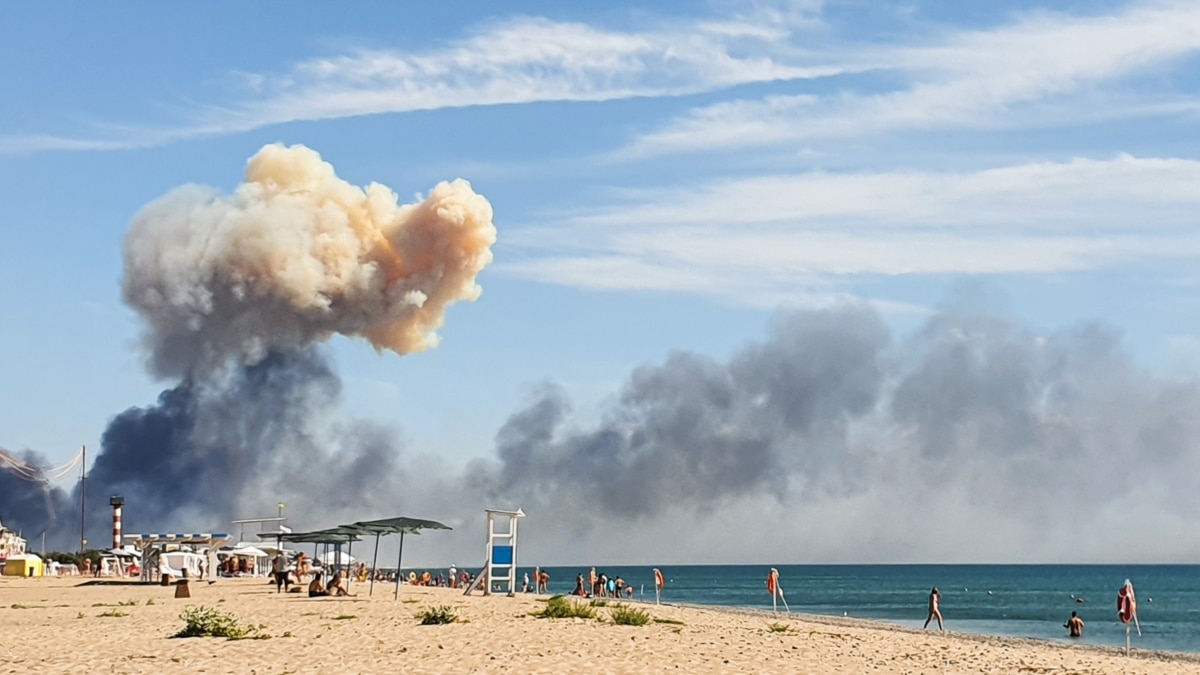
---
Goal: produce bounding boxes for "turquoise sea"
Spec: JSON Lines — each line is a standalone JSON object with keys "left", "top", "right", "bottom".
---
{"left": 510, "top": 564, "right": 1200, "bottom": 654}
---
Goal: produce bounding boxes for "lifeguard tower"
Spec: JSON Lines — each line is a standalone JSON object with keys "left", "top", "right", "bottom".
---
{"left": 479, "top": 508, "right": 524, "bottom": 596}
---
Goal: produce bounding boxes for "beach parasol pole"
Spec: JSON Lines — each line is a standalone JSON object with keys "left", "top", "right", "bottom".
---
{"left": 368, "top": 532, "right": 381, "bottom": 596}
{"left": 768, "top": 568, "right": 790, "bottom": 613}
{"left": 393, "top": 530, "right": 406, "bottom": 600}
{"left": 1118, "top": 578, "right": 1141, "bottom": 656}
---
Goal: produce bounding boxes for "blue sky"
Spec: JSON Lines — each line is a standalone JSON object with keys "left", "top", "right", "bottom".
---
{"left": 5, "top": 1, "right": 1200, "bottom": 562}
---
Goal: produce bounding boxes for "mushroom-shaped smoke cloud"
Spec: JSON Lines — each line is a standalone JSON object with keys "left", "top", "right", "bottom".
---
{"left": 123, "top": 143, "right": 497, "bottom": 377}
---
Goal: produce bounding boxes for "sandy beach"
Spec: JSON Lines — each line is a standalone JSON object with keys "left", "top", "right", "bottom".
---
{"left": 3, "top": 575, "right": 1199, "bottom": 674}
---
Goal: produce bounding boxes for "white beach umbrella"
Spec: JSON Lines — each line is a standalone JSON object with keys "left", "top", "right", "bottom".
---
{"left": 230, "top": 546, "right": 269, "bottom": 557}
{"left": 318, "top": 551, "right": 356, "bottom": 565}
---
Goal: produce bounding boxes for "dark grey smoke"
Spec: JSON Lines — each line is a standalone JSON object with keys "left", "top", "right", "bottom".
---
{"left": 484, "top": 307, "right": 889, "bottom": 521}
{"left": 0, "top": 448, "right": 71, "bottom": 541}
{"left": 75, "top": 348, "right": 405, "bottom": 540}
{"left": 9, "top": 301, "right": 1200, "bottom": 562}
{"left": 473, "top": 303, "right": 1200, "bottom": 562}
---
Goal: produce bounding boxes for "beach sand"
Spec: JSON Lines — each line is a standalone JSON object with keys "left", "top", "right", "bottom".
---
{"left": 3, "top": 575, "right": 1199, "bottom": 674}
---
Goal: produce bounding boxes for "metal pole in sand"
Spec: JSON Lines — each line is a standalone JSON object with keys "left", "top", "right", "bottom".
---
{"left": 769, "top": 569, "right": 777, "bottom": 613}
{"left": 768, "top": 568, "right": 790, "bottom": 613}
{"left": 368, "top": 532, "right": 381, "bottom": 596}
{"left": 393, "top": 530, "right": 406, "bottom": 600}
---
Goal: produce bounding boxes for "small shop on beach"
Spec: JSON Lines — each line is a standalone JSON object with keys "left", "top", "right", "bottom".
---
{"left": 2, "top": 553, "right": 44, "bottom": 577}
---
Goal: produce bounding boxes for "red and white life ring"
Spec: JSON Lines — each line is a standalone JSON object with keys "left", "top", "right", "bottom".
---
{"left": 654, "top": 568, "right": 665, "bottom": 590}
{"left": 1117, "top": 585, "right": 1136, "bottom": 624}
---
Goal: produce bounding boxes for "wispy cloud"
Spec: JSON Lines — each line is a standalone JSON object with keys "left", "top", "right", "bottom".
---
{"left": 499, "top": 154, "right": 1200, "bottom": 305}
{"left": 9, "top": 2, "right": 1197, "bottom": 158}
{"left": 1, "top": 3, "right": 850, "bottom": 154}
{"left": 623, "top": 1, "right": 1200, "bottom": 156}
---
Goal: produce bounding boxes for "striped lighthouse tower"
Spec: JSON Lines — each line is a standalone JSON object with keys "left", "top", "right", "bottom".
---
{"left": 109, "top": 496, "right": 125, "bottom": 550}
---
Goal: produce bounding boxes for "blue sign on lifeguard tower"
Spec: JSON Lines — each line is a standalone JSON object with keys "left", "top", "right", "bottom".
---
{"left": 482, "top": 508, "right": 523, "bottom": 596}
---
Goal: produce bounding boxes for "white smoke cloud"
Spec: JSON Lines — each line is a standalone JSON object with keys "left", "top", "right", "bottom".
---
{"left": 122, "top": 143, "right": 497, "bottom": 377}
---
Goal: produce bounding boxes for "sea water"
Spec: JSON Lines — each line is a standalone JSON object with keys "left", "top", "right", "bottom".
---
{"left": 513, "top": 564, "right": 1200, "bottom": 654}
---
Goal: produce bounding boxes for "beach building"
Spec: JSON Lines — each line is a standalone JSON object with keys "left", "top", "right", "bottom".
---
{"left": 2, "top": 554, "right": 44, "bottom": 577}
{"left": 0, "top": 517, "right": 27, "bottom": 559}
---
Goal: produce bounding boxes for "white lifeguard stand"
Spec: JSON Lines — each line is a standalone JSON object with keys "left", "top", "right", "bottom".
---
{"left": 483, "top": 508, "right": 524, "bottom": 596}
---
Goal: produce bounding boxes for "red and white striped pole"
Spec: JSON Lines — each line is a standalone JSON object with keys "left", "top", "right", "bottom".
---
{"left": 109, "top": 496, "right": 125, "bottom": 550}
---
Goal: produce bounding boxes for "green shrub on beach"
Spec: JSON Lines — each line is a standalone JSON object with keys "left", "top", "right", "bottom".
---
{"left": 98, "top": 609, "right": 129, "bottom": 618}
{"left": 589, "top": 598, "right": 608, "bottom": 607}
{"left": 609, "top": 604, "right": 651, "bottom": 626}
{"left": 416, "top": 605, "right": 459, "bottom": 625}
{"left": 653, "top": 617, "right": 685, "bottom": 626}
{"left": 532, "top": 595, "right": 596, "bottom": 619}
{"left": 175, "top": 606, "right": 268, "bottom": 640}
{"left": 767, "top": 622, "right": 792, "bottom": 633}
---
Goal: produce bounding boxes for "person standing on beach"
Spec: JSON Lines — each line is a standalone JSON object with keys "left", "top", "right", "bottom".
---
{"left": 272, "top": 552, "right": 289, "bottom": 593}
{"left": 1064, "top": 611, "right": 1085, "bottom": 637}
{"left": 923, "top": 587, "right": 944, "bottom": 630}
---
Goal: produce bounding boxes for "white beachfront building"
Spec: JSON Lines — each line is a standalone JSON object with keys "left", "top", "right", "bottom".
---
{"left": 0, "top": 518, "right": 28, "bottom": 559}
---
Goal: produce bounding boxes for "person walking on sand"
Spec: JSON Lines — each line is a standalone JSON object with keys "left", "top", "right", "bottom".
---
{"left": 923, "top": 587, "right": 944, "bottom": 630}
{"left": 1064, "top": 611, "right": 1085, "bottom": 637}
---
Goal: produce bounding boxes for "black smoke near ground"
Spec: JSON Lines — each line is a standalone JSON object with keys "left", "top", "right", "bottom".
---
{"left": 82, "top": 349, "right": 405, "bottom": 536}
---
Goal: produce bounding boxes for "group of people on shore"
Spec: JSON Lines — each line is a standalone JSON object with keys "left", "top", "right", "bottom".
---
{"left": 566, "top": 567, "right": 634, "bottom": 599}
{"left": 269, "top": 552, "right": 353, "bottom": 598}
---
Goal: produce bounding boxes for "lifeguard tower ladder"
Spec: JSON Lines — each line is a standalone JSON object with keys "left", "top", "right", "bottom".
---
{"left": 482, "top": 508, "right": 524, "bottom": 596}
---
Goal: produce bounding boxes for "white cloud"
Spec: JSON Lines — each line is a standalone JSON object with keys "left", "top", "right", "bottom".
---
{"left": 0, "top": 4, "right": 849, "bottom": 154}
{"left": 227, "top": 11, "right": 850, "bottom": 127}
{"left": 624, "top": 0, "right": 1200, "bottom": 156}
{"left": 9, "top": 1, "right": 1198, "bottom": 158}
{"left": 500, "top": 155, "right": 1200, "bottom": 304}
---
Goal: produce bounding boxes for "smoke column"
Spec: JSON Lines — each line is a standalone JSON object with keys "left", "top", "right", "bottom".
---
{"left": 0, "top": 447, "right": 70, "bottom": 539}
{"left": 5, "top": 144, "right": 497, "bottom": 545}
